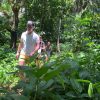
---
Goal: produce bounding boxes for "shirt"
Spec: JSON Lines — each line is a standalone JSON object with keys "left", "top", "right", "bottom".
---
{"left": 20, "top": 31, "right": 39, "bottom": 55}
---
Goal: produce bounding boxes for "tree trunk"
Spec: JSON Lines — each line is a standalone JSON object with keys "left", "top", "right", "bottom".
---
{"left": 10, "top": 30, "right": 17, "bottom": 49}
{"left": 7, "top": 29, "right": 17, "bottom": 49}
{"left": 57, "top": 18, "right": 61, "bottom": 53}
{"left": 74, "top": 0, "right": 88, "bottom": 13}
{"left": 11, "top": 4, "right": 20, "bottom": 49}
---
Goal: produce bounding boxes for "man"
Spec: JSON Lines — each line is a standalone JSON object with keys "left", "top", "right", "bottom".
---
{"left": 16, "top": 21, "right": 40, "bottom": 66}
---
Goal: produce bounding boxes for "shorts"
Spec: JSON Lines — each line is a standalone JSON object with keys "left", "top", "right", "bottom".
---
{"left": 19, "top": 52, "right": 30, "bottom": 64}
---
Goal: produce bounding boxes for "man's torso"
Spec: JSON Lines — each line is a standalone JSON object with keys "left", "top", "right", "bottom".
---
{"left": 21, "top": 31, "right": 39, "bottom": 55}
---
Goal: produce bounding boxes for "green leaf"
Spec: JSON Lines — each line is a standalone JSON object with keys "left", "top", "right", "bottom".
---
{"left": 65, "top": 91, "right": 76, "bottom": 98}
{"left": 79, "top": 70, "right": 90, "bottom": 79}
{"left": 42, "top": 79, "right": 54, "bottom": 89}
{"left": 34, "top": 67, "right": 48, "bottom": 78}
{"left": 70, "top": 78, "right": 82, "bottom": 93}
{"left": 77, "top": 79, "right": 91, "bottom": 83}
{"left": 43, "top": 70, "right": 59, "bottom": 81}
{"left": 57, "top": 75, "right": 65, "bottom": 89}
{"left": 94, "top": 82, "right": 100, "bottom": 94}
{"left": 88, "top": 83, "right": 93, "bottom": 98}
{"left": 93, "top": 82, "right": 100, "bottom": 87}
{"left": 44, "top": 91, "right": 62, "bottom": 100}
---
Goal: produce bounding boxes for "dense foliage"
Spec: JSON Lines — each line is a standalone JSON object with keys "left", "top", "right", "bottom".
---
{"left": 0, "top": 43, "right": 100, "bottom": 100}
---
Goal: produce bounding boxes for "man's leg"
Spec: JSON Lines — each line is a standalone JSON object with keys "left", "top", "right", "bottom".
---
{"left": 18, "top": 55, "right": 26, "bottom": 81}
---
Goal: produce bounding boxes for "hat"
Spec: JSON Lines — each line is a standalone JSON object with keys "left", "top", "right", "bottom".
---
{"left": 27, "top": 20, "right": 34, "bottom": 26}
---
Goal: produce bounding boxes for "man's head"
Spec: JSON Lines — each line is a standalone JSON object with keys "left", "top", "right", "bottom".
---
{"left": 27, "top": 20, "right": 35, "bottom": 33}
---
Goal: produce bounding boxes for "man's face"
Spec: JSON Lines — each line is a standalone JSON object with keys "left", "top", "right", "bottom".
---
{"left": 27, "top": 25, "right": 33, "bottom": 33}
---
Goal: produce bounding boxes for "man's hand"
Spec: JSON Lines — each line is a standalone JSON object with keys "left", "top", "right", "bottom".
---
{"left": 16, "top": 53, "right": 20, "bottom": 59}
{"left": 30, "top": 51, "right": 35, "bottom": 57}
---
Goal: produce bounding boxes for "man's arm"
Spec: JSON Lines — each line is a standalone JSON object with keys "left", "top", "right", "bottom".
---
{"left": 17, "top": 42, "right": 23, "bottom": 53}
{"left": 30, "top": 39, "right": 40, "bottom": 56}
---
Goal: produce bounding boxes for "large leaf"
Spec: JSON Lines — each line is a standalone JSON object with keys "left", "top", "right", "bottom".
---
{"left": 65, "top": 91, "right": 77, "bottom": 98}
{"left": 43, "top": 70, "right": 59, "bottom": 81}
{"left": 41, "top": 79, "right": 54, "bottom": 90}
{"left": 34, "top": 67, "right": 49, "bottom": 78}
{"left": 70, "top": 78, "right": 82, "bottom": 93}
{"left": 57, "top": 75, "right": 65, "bottom": 90}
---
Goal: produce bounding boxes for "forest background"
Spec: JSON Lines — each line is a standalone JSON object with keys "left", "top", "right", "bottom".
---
{"left": 0, "top": 0, "right": 100, "bottom": 100}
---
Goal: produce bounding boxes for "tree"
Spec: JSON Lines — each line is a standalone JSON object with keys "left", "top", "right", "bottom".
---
{"left": 0, "top": 0, "right": 24, "bottom": 49}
